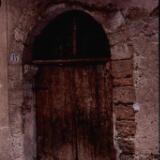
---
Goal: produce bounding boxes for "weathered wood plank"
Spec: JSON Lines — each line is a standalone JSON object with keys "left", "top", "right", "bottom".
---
{"left": 35, "top": 64, "right": 115, "bottom": 160}
{"left": 32, "top": 58, "right": 109, "bottom": 65}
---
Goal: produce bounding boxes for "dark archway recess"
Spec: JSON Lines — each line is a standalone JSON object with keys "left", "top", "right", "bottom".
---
{"left": 32, "top": 10, "right": 111, "bottom": 61}
{"left": 33, "top": 10, "right": 115, "bottom": 160}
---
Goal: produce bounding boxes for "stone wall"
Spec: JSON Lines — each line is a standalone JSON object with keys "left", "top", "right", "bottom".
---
{"left": 0, "top": 0, "right": 159, "bottom": 160}
{"left": 133, "top": 15, "right": 159, "bottom": 160}
{"left": 0, "top": 1, "right": 12, "bottom": 159}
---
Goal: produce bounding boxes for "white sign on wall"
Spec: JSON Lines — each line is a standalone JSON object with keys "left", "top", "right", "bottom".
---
{"left": 10, "top": 53, "right": 20, "bottom": 63}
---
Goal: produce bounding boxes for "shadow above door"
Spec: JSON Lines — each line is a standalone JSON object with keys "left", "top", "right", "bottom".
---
{"left": 32, "top": 10, "right": 111, "bottom": 64}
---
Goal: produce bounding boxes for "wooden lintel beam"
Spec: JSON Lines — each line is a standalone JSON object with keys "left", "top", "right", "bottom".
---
{"left": 32, "top": 58, "right": 109, "bottom": 65}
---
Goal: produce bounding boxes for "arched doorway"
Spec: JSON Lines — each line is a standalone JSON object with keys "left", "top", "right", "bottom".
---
{"left": 33, "top": 10, "right": 115, "bottom": 160}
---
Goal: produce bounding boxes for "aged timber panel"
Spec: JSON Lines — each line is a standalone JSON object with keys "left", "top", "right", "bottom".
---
{"left": 35, "top": 64, "right": 114, "bottom": 160}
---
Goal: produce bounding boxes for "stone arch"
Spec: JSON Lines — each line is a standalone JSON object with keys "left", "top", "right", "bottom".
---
{"left": 22, "top": 7, "right": 115, "bottom": 160}
{"left": 23, "top": 7, "right": 110, "bottom": 64}
{"left": 30, "top": 9, "right": 115, "bottom": 160}
{"left": 7, "top": 4, "right": 114, "bottom": 159}
{"left": 8, "top": 2, "right": 136, "bottom": 160}
{"left": 32, "top": 10, "right": 111, "bottom": 61}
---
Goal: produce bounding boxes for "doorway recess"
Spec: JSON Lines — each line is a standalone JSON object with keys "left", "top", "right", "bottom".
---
{"left": 32, "top": 10, "right": 115, "bottom": 160}
{"left": 32, "top": 10, "right": 111, "bottom": 65}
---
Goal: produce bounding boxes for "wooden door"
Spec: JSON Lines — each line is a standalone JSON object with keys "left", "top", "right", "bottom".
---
{"left": 35, "top": 63, "right": 114, "bottom": 160}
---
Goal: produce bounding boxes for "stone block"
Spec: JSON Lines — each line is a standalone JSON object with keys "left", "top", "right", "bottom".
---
{"left": 113, "top": 77, "right": 133, "bottom": 87}
{"left": 9, "top": 134, "right": 25, "bottom": 160}
{"left": 14, "top": 28, "right": 25, "bottom": 42}
{"left": 108, "top": 30, "right": 129, "bottom": 46}
{"left": 107, "top": 11, "right": 125, "bottom": 32}
{"left": 0, "top": 127, "right": 12, "bottom": 159}
{"left": 8, "top": 79, "right": 22, "bottom": 90}
{"left": 8, "top": 65, "right": 23, "bottom": 90}
{"left": 120, "top": 153, "right": 134, "bottom": 160}
{"left": 113, "top": 105, "right": 135, "bottom": 120}
{"left": 134, "top": 154, "right": 160, "bottom": 160}
{"left": 111, "top": 43, "right": 133, "bottom": 60}
{"left": 126, "top": 7, "right": 149, "bottom": 21}
{"left": 118, "top": 139, "right": 135, "bottom": 154}
{"left": 111, "top": 59, "right": 133, "bottom": 78}
{"left": 8, "top": 65, "right": 23, "bottom": 81}
{"left": 116, "top": 121, "right": 136, "bottom": 137}
{"left": 8, "top": 90, "right": 23, "bottom": 107}
{"left": 113, "top": 86, "right": 135, "bottom": 104}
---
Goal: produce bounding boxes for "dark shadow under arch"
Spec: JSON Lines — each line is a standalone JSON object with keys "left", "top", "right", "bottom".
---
{"left": 32, "top": 10, "right": 111, "bottom": 61}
